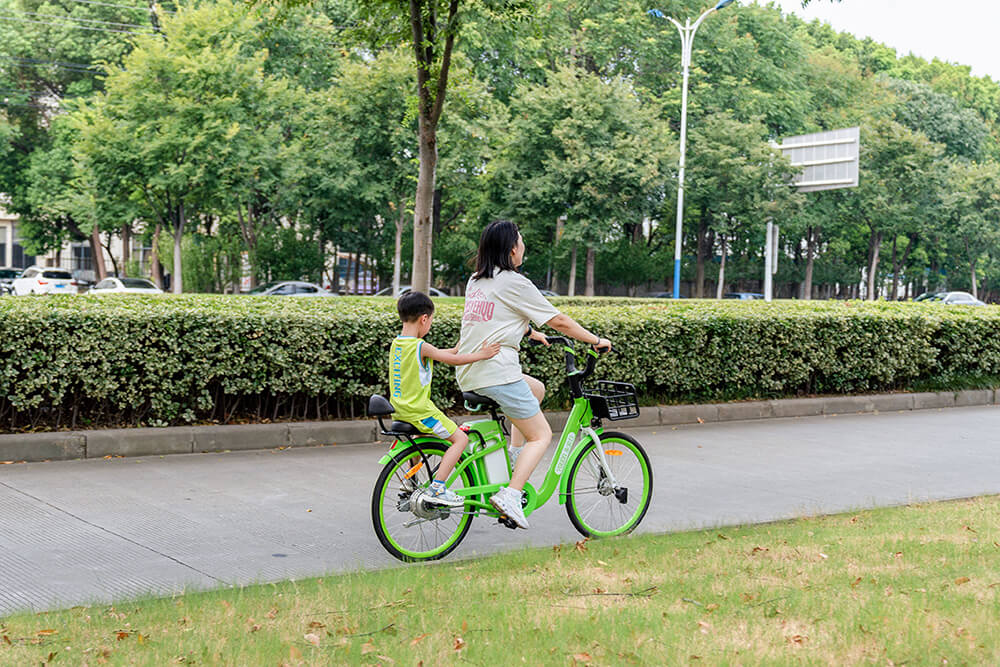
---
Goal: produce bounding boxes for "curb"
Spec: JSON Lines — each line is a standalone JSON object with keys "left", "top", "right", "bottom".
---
{"left": 2, "top": 389, "right": 997, "bottom": 464}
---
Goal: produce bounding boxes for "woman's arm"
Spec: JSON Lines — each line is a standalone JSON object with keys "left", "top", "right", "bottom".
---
{"left": 544, "top": 313, "right": 612, "bottom": 349}
{"left": 422, "top": 341, "right": 501, "bottom": 366}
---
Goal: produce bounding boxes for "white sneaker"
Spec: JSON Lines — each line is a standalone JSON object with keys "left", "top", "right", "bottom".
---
{"left": 490, "top": 486, "right": 529, "bottom": 529}
{"left": 425, "top": 483, "right": 465, "bottom": 507}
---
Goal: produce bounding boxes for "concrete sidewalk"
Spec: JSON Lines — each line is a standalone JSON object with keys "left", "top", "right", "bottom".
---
{"left": 1, "top": 389, "right": 995, "bottom": 462}
{"left": 1, "top": 405, "right": 999, "bottom": 616}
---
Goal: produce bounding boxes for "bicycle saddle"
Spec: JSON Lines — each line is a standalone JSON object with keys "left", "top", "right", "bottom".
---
{"left": 387, "top": 421, "right": 420, "bottom": 435}
{"left": 462, "top": 392, "right": 500, "bottom": 411}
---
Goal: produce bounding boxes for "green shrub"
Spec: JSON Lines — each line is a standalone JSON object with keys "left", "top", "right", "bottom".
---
{"left": 0, "top": 295, "right": 998, "bottom": 431}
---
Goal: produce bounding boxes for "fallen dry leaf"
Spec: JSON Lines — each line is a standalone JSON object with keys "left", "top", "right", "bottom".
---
{"left": 851, "top": 577, "right": 862, "bottom": 588}
{"left": 453, "top": 636, "right": 467, "bottom": 651}
{"left": 361, "top": 641, "right": 376, "bottom": 655}
{"left": 36, "top": 629, "right": 58, "bottom": 636}
{"left": 575, "top": 538, "right": 589, "bottom": 552}
{"left": 304, "top": 633, "right": 321, "bottom": 647}
{"left": 954, "top": 577, "right": 970, "bottom": 586}
{"left": 308, "top": 621, "right": 325, "bottom": 629}
{"left": 116, "top": 631, "right": 129, "bottom": 641}
{"left": 697, "top": 621, "right": 712, "bottom": 634}
{"left": 266, "top": 607, "right": 278, "bottom": 619}
{"left": 410, "top": 633, "right": 429, "bottom": 646}
{"left": 572, "top": 652, "right": 593, "bottom": 663}
{"left": 787, "top": 634, "right": 807, "bottom": 645}
{"left": 696, "top": 417, "right": 704, "bottom": 424}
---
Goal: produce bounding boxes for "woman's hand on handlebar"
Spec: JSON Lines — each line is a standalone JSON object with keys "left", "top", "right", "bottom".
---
{"left": 527, "top": 328, "right": 551, "bottom": 347}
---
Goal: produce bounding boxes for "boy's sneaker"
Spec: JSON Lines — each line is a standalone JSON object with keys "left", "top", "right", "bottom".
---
{"left": 425, "top": 482, "right": 465, "bottom": 507}
{"left": 490, "top": 486, "right": 529, "bottom": 529}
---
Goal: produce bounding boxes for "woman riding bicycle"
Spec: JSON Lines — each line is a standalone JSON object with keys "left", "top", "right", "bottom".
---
{"left": 455, "top": 220, "right": 611, "bottom": 529}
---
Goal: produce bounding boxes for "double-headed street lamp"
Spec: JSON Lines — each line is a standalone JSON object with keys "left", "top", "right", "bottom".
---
{"left": 649, "top": 0, "right": 736, "bottom": 299}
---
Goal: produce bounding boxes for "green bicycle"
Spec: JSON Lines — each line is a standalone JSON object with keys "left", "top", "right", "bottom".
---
{"left": 368, "top": 336, "right": 653, "bottom": 562}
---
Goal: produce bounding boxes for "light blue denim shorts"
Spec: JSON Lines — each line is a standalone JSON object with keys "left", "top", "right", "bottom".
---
{"left": 473, "top": 379, "right": 541, "bottom": 420}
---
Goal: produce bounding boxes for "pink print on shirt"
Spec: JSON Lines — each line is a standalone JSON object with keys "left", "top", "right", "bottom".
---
{"left": 463, "top": 288, "right": 495, "bottom": 322}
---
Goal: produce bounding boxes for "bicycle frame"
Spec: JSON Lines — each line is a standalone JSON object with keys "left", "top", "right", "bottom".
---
{"left": 376, "top": 390, "right": 618, "bottom": 519}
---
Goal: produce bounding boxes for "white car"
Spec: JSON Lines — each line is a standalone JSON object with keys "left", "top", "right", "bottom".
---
{"left": 12, "top": 266, "right": 77, "bottom": 295}
{"left": 373, "top": 285, "right": 449, "bottom": 297}
{"left": 248, "top": 281, "right": 335, "bottom": 297}
{"left": 926, "top": 291, "right": 986, "bottom": 306}
{"left": 90, "top": 277, "right": 164, "bottom": 294}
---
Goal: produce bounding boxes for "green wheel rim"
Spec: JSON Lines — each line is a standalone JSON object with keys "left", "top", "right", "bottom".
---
{"left": 372, "top": 444, "right": 474, "bottom": 562}
{"left": 565, "top": 433, "right": 652, "bottom": 538}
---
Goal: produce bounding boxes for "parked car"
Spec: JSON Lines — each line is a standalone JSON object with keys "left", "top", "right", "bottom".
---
{"left": 90, "top": 277, "right": 164, "bottom": 295}
{"left": 0, "top": 267, "right": 21, "bottom": 295}
{"left": 373, "top": 285, "right": 449, "bottom": 297}
{"left": 913, "top": 291, "right": 943, "bottom": 302}
{"left": 248, "top": 281, "right": 335, "bottom": 297}
{"left": 538, "top": 289, "right": 560, "bottom": 297}
{"left": 647, "top": 292, "right": 685, "bottom": 298}
{"left": 925, "top": 291, "right": 985, "bottom": 306}
{"left": 11, "top": 266, "right": 77, "bottom": 295}
{"left": 724, "top": 292, "right": 765, "bottom": 300}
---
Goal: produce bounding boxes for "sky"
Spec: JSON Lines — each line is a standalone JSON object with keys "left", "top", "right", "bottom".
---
{"left": 766, "top": 0, "right": 1000, "bottom": 82}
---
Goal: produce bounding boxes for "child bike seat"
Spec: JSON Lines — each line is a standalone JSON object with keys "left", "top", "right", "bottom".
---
{"left": 462, "top": 392, "right": 500, "bottom": 411}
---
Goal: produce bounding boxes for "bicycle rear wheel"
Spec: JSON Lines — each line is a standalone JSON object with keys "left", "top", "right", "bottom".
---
{"left": 565, "top": 431, "right": 652, "bottom": 538}
{"left": 371, "top": 443, "right": 475, "bottom": 562}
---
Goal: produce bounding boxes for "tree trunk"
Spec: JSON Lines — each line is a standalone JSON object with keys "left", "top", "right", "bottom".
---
{"left": 121, "top": 224, "right": 131, "bottom": 277}
{"left": 353, "top": 251, "right": 361, "bottom": 295}
{"left": 866, "top": 229, "right": 882, "bottom": 301}
{"left": 890, "top": 236, "right": 899, "bottom": 301}
{"left": 567, "top": 244, "right": 577, "bottom": 297}
{"left": 411, "top": 118, "right": 437, "bottom": 294}
{"left": 89, "top": 225, "right": 107, "bottom": 280}
{"left": 695, "top": 220, "right": 706, "bottom": 298}
{"left": 971, "top": 260, "right": 978, "bottom": 300}
{"left": 393, "top": 207, "right": 405, "bottom": 297}
{"left": 802, "top": 227, "right": 815, "bottom": 300}
{"left": 172, "top": 204, "right": 185, "bottom": 294}
{"left": 584, "top": 246, "right": 595, "bottom": 297}
{"left": 151, "top": 223, "right": 164, "bottom": 288}
{"left": 716, "top": 234, "right": 727, "bottom": 299}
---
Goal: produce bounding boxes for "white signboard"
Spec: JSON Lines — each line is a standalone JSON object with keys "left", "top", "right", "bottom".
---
{"left": 774, "top": 127, "right": 860, "bottom": 192}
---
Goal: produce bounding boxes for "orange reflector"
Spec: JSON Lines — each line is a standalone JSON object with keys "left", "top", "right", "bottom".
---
{"left": 403, "top": 462, "right": 424, "bottom": 479}
{"left": 604, "top": 449, "right": 623, "bottom": 456}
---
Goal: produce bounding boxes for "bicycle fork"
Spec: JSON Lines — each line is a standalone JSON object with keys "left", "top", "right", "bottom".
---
{"left": 581, "top": 427, "right": 621, "bottom": 489}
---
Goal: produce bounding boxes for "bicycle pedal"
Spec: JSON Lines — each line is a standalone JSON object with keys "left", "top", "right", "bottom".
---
{"left": 497, "top": 515, "right": 519, "bottom": 530}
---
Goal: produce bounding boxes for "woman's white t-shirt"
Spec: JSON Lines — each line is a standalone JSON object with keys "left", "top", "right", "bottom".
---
{"left": 456, "top": 270, "right": 560, "bottom": 391}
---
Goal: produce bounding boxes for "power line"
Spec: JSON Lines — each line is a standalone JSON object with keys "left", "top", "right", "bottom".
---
{"left": 0, "top": 14, "right": 155, "bottom": 35}
{"left": 64, "top": 0, "right": 175, "bottom": 15}
{"left": 0, "top": 56, "right": 104, "bottom": 72}
{"left": 9, "top": 8, "right": 152, "bottom": 30}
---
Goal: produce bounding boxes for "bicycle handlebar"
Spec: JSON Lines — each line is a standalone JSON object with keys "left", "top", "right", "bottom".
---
{"left": 528, "top": 335, "right": 609, "bottom": 396}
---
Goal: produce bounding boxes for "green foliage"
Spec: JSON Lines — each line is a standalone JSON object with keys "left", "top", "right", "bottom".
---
{"left": 1, "top": 298, "right": 999, "bottom": 431}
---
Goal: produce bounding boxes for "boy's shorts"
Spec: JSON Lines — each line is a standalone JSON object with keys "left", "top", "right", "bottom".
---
{"left": 413, "top": 411, "right": 458, "bottom": 439}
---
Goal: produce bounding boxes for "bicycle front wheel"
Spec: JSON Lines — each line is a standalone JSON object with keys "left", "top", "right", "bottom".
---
{"left": 372, "top": 443, "right": 475, "bottom": 562}
{"left": 565, "top": 431, "right": 652, "bottom": 538}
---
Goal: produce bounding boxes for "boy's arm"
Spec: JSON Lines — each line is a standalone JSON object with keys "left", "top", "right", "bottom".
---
{"left": 422, "top": 341, "right": 501, "bottom": 367}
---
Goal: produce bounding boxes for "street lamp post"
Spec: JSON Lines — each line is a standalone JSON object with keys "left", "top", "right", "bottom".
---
{"left": 650, "top": 0, "right": 735, "bottom": 299}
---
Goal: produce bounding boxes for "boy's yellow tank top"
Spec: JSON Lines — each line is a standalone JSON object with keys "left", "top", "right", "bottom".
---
{"left": 388, "top": 336, "right": 436, "bottom": 421}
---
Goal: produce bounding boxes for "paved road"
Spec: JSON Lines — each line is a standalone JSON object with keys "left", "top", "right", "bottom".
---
{"left": 2, "top": 406, "right": 999, "bottom": 616}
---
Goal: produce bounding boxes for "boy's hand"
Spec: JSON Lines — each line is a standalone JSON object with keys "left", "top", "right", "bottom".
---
{"left": 478, "top": 341, "right": 502, "bottom": 359}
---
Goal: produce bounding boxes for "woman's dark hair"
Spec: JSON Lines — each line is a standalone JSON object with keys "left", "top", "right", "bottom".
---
{"left": 397, "top": 291, "right": 435, "bottom": 322}
{"left": 472, "top": 220, "right": 520, "bottom": 280}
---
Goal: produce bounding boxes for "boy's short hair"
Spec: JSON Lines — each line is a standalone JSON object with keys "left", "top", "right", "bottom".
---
{"left": 397, "top": 291, "right": 435, "bottom": 322}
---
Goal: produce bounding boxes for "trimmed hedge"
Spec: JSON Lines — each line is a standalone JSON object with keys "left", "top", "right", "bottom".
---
{"left": 1, "top": 295, "right": 999, "bottom": 431}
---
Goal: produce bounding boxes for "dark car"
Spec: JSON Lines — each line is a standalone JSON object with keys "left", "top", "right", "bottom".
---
{"left": 0, "top": 267, "right": 21, "bottom": 295}
{"left": 724, "top": 292, "right": 765, "bottom": 300}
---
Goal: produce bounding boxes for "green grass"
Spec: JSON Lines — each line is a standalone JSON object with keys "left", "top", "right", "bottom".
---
{"left": 4, "top": 497, "right": 1000, "bottom": 665}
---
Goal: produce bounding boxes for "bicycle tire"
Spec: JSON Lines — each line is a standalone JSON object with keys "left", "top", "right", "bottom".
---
{"left": 371, "top": 442, "right": 475, "bottom": 562}
{"left": 565, "top": 431, "right": 652, "bottom": 538}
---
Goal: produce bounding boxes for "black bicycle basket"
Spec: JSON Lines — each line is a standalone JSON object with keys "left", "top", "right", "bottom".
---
{"left": 584, "top": 381, "right": 639, "bottom": 421}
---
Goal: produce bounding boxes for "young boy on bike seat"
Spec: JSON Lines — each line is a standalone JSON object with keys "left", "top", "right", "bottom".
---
{"left": 390, "top": 291, "right": 501, "bottom": 506}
